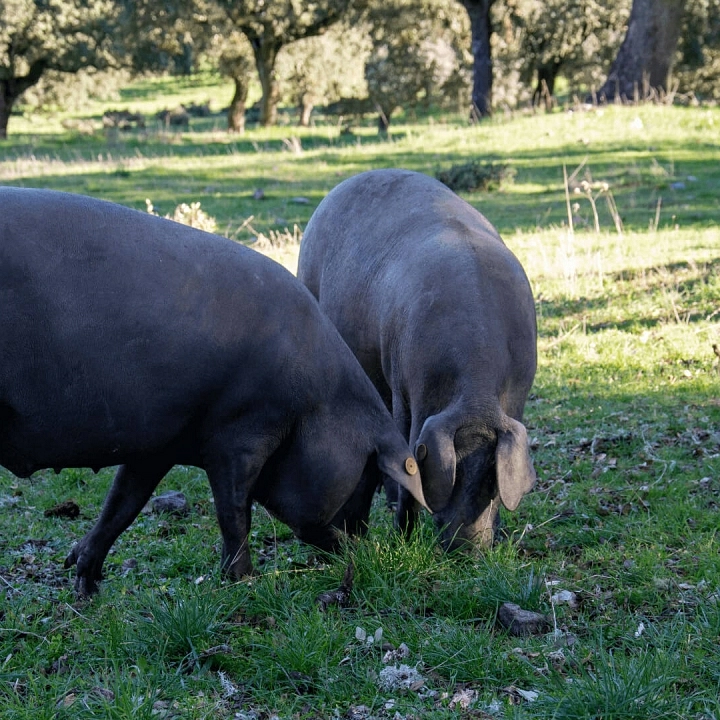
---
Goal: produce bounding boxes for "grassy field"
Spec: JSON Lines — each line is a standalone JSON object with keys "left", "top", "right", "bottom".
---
{"left": 1, "top": 75, "right": 719, "bottom": 719}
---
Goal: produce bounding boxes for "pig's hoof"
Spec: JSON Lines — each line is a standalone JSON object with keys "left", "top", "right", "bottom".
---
{"left": 223, "top": 565, "right": 254, "bottom": 581}
{"left": 222, "top": 558, "right": 254, "bottom": 581}
{"left": 65, "top": 545, "right": 103, "bottom": 596}
{"left": 64, "top": 546, "right": 79, "bottom": 569}
{"left": 74, "top": 574, "right": 101, "bottom": 597}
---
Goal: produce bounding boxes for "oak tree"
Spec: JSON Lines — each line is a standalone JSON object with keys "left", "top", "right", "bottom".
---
{"left": 217, "top": 0, "right": 356, "bottom": 126}
{"left": 492, "top": 0, "right": 630, "bottom": 109}
{"left": 276, "top": 21, "right": 371, "bottom": 127}
{"left": 597, "top": 0, "right": 686, "bottom": 101}
{"left": 0, "top": 0, "right": 118, "bottom": 138}
{"left": 365, "top": 0, "right": 469, "bottom": 132}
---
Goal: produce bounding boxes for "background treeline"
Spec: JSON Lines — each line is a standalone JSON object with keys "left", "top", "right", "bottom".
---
{"left": 2, "top": 0, "right": 720, "bottom": 138}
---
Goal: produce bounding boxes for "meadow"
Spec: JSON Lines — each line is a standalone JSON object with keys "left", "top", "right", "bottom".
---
{"left": 1, "top": 75, "right": 719, "bottom": 719}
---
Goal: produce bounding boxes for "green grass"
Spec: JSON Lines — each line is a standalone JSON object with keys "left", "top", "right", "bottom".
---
{"left": 1, "top": 78, "right": 719, "bottom": 718}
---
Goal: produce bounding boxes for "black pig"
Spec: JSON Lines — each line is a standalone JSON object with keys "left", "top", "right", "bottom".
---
{"left": 0, "top": 187, "right": 426, "bottom": 595}
{"left": 298, "top": 169, "right": 536, "bottom": 550}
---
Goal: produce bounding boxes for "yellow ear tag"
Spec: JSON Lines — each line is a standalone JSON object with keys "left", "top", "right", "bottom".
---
{"left": 405, "top": 457, "right": 418, "bottom": 475}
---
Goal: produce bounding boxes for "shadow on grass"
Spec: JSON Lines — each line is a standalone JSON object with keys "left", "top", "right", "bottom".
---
{"left": 0, "top": 121, "right": 398, "bottom": 161}
{"left": 1, "top": 117, "right": 717, "bottom": 235}
{"left": 536, "top": 257, "right": 720, "bottom": 334}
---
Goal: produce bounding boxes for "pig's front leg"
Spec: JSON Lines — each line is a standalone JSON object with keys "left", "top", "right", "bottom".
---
{"left": 65, "top": 459, "right": 171, "bottom": 596}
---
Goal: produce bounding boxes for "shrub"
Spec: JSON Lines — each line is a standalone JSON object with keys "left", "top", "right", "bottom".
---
{"left": 436, "top": 161, "right": 515, "bottom": 192}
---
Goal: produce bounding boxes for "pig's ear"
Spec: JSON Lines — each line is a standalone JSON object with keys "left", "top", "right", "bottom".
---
{"left": 414, "top": 415, "right": 456, "bottom": 513}
{"left": 496, "top": 416, "right": 536, "bottom": 511}
{"left": 376, "top": 450, "right": 429, "bottom": 511}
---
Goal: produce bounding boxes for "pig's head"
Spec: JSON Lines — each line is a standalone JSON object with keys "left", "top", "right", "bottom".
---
{"left": 256, "top": 405, "right": 427, "bottom": 552}
{"left": 414, "top": 410, "right": 535, "bottom": 550}
{"left": 328, "top": 446, "right": 425, "bottom": 540}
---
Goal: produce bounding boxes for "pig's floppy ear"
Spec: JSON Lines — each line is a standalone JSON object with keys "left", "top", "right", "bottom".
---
{"left": 496, "top": 416, "right": 536, "bottom": 511}
{"left": 376, "top": 450, "right": 429, "bottom": 511}
{"left": 414, "top": 415, "right": 456, "bottom": 513}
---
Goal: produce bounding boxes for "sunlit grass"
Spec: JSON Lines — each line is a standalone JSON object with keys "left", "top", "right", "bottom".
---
{"left": 1, "top": 76, "right": 719, "bottom": 717}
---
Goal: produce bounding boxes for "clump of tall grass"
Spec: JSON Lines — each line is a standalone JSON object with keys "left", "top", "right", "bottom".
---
{"left": 564, "top": 159, "right": 624, "bottom": 237}
{"left": 239, "top": 215, "right": 302, "bottom": 250}
{"left": 127, "top": 585, "right": 235, "bottom": 670}
{"left": 145, "top": 198, "right": 217, "bottom": 233}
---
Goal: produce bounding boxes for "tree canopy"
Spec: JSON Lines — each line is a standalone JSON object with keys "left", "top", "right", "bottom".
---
{"left": 364, "top": 0, "right": 470, "bottom": 130}
{"left": 0, "top": 0, "right": 119, "bottom": 137}
{"left": 276, "top": 20, "right": 371, "bottom": 127}
{"left": 493, "top": 0, "right": 631, "bottom": 109}
{"left": 216, "top": 0, "right": 357, "bottom": 125}
{"left": 3, "top": 0, "right": 720, "bottom": 137}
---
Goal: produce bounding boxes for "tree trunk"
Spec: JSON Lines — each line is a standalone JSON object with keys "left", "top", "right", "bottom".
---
{"left": 234, "top": 4, "right": 350, "bottom": 128}
{"left": 597, "top": 0, "right": 686, "bottom": 102}
{"left": 0, "top": 61, "right": 47, "bottom": 139}
{"left": 532, "top": 62, "right": 561, "bottom": 111}
{"left": 0, "top": 86, "right": 12, "bottom": 140}
{"left": 176, "top": 36, "right": 194, "bottom": 75}
{"left": 374, "top": 101, "right": 394, "bottom": 136}
{"left": 458, "top": 0, "right": 495, "bottom": 117}
{"left": 377, "top": 112, "right": 390, "bottom": 136}
{"left": 227, "top": 77, "right": 249, "bottom": 133}
{"left": 298, "top": 94, "right": 314, "bottom": 127}
{"left": 248, "top": 36, "right": 281, "bottom": 127}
